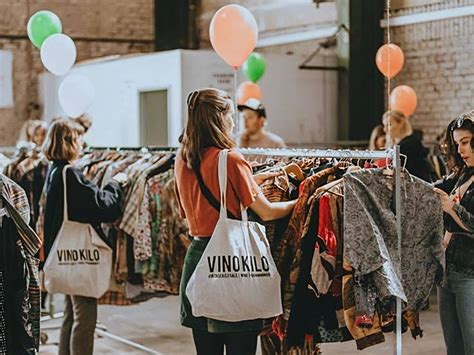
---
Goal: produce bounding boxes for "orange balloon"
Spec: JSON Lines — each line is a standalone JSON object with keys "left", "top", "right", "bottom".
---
{"left": 237, "top": 81, "right": 262, "bottom": 105}
{"left": 210, "top": 5, "right": 258, "bottom": 68}
{"left": 376, "top": 44, "right": 405, "bottom": 79}
{"left": 390, "top": 85, "right": 417, "bottom": 117}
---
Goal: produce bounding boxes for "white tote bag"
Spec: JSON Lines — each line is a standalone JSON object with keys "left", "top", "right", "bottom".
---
{"left": 186, "top": 150, "right": 282, "bottom": 322}
{"left": 43, "top": 166, "right": 113, "bottom": 298}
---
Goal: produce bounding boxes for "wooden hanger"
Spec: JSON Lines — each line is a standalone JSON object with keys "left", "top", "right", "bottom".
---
{"left": 284, "top": 163, "right": 305, "bottom": 181}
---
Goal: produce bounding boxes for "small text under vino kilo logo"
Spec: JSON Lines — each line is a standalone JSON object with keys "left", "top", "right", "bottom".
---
{"left": 207, "top": 255, "right": 271, "bottom": 279}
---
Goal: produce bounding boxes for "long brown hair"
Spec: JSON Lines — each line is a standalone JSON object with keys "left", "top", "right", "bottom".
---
{"left": 180, "top": 88, "right": 235, "bottom": 170}
{"left": 444, "top": 110, "right": 474, "bottom": 177}
{"left": 43, "top": 118, "right": 84, "bottom": 162}
{"left": 369, "top": 125, "right": 386, "bottom": 150}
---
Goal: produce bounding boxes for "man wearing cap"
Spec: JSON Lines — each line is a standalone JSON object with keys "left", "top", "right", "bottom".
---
{"left": 238, "top": 98, "right": 286, "bottom": 148}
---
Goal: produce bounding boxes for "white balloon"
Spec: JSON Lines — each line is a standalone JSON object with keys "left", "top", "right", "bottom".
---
{"left": 41, "top": 34, "right": 77, "bottom": 76}
{"left": 58, "top": 75, "right": 95, "bottom": 118}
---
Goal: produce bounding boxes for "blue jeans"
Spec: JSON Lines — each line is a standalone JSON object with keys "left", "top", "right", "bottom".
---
{"left": 438, "top": 270, "right": 474, "bottom": 355}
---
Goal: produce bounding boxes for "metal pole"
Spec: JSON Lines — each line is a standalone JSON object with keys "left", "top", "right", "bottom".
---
{"left": 394, "top": 145, "right": 402, "bottom": 355}
{"left": 95, "top": 329, "right": 164, "bottom": 354}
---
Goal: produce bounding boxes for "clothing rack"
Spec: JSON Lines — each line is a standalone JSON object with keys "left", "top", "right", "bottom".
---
{"left": 240, "top": 146, "right": 404, "bottom": 355}
{"left": 80, "top": 145, "right": 404, "bottom": 355}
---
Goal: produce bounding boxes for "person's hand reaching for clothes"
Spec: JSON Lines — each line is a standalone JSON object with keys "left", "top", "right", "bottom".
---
{"left": 253, "top": 170, "right": 284, "bottom": 186}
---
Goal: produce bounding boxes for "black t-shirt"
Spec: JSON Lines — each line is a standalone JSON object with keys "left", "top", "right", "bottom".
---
{"left": 399, "top": 134, "right": 434, "bottom": 182}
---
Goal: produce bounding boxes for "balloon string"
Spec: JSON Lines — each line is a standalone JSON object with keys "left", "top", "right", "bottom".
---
{"left": 386, "top": 0, "right": 393, "bottom": 146}
{"left": 233, "top": 66, "right": 239, "bottom": 135}
{"left": 387, "top": 0, "right": 391, "bottom": 112}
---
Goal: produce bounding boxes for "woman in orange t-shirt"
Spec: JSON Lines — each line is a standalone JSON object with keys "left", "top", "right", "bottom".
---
{"left": 175, "top": 88, "right": 296, "bottom": 355}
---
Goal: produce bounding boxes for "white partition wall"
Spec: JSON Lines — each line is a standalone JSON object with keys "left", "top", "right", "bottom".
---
{"left": 40, "top": 51, "right": 183, "bottom": 147}
{"left": 40, "top": 50, "right": 338, "bottom": 147}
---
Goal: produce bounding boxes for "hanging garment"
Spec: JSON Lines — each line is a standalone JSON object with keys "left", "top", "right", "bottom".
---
{"left": 4, "top": 150, "right": 29, "bottom": 181}
{"left": 260, "top": 170, "right": 291, "bottom": 244}
{"left": 100, "top": 155, "right": 142, "bottom": 188}
{"left": 309, "top": 194, "right": 337, "bottom": 296}
{"left": 285, "top": 196, "right": 342, "bottom": 347}
{"left": 277, "top": 167, "right": 336, "bottom": 323}
{"left": 326, "top": 186, "right": 344, "bottom": 300}
{"left": 120, "top": 154, "right": 174, "bottom": 239}
{"left": 0, "top": 217, "right": 36, "bottom": 354}
{"left": 3, "top": 150, "right": 50, "bottom": 231}
{"left": 0, "top": 175, "right": 42, "bottom": 353}
{"left": 0, "top": 271, "right": 7, "bottom": 355}
{"left": 342, "top": 256, "right": 385, "bottom": 351}
{"left": 136, "top": 170, "right": 188, "bottom": 294}
{"left": 148, "top": 177, "right": 190, "bottom": 294}
{"left": 343, "top": 169, "right": 444, "bottom": 311}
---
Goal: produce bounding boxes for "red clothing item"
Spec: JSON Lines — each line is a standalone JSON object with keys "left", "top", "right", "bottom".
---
{"left": 175, "top": 147, "right": 259, "bottom": 237}
{"left": 309, "top": 194, "right": 338, "bottom": 296}
{"left": 318, "top": 195, "right": 337, "bottom": 258}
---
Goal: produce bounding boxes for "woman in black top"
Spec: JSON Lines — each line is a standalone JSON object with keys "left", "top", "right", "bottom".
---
{"left": 433, "top": 110, "right": 474, "bottom": 355}
{"left": 383, "top": 110, "right": 434, "bottom": 181}
{"left": 42, "top": 119, "right": 123, "bottom": 355}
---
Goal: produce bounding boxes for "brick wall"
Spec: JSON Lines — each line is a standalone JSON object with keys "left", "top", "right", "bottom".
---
{"left": 388, "top": 0, "right": 474, "bottom": 143}
{"left": 0, "top": 0, "right": 154, "bottom": 146}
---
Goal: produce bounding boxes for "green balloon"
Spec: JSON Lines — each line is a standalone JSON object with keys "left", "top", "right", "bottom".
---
{"left": 27, "top": 11, "right": 63, "bottom": 49}
{"left": 242, "top": 53, "right": 266, "bottom": 83}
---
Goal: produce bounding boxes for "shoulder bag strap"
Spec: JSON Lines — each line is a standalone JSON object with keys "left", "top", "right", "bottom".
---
{"left": 61, "top": 165, "right": 71, "bottom": 222}
{"left": 193, "top": 160, "right": 238, "bottom": 220}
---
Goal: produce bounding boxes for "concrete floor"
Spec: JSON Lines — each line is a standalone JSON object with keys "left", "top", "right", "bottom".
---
{"left": 39, "top": 295, "right": 446, "bottom": 355}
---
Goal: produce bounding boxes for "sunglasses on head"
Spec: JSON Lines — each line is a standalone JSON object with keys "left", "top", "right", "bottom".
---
{"left": 451, "top": 116, "right": 474, "bottom": 132}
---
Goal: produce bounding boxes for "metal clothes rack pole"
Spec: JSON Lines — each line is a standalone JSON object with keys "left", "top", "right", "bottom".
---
{"left": 240, "top": 146, "right": 404, "bottom": 355}
{"left": 239, "top": 147, "right": 392, "bottom": 159}
{"left": 85, "top": 146, "right": 178, "bottom": 153}
{"left": 394, "top": 145, "right": 403, "bottom": 355}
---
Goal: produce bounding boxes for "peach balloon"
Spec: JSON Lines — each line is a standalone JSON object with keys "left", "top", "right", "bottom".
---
{"left": 210, "top": 4, "right": 258, "bottom": 68}
{"left": 237, "top": 81, "right": 262, "bottom": 105}
{"left": 376, "top": 44, "right": 405, "bottom": 79}
{"left": 390, "top": 85, "right": 417, "bottom": 117}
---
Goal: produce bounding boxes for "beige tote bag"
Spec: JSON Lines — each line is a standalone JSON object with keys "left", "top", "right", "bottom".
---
{"left": 43, "top": 166, "right": 112, "bottom": 298}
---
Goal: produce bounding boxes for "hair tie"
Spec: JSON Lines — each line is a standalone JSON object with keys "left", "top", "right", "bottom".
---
{"left": 187, "top": 91, "right": 200, "bottom": 110}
